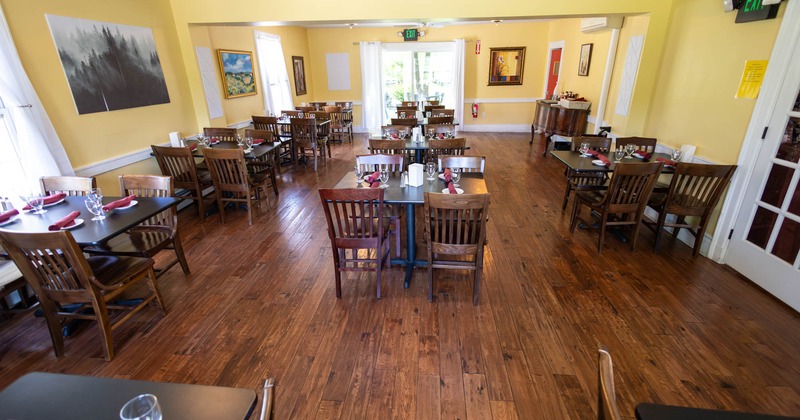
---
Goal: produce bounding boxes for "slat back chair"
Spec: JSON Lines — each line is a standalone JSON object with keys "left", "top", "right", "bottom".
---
{"left": 614, "top": 136, "right": 658, "bottom": 154}
{"left": 369, "top": 140, "right": 407, "bottom": 164}
{"left": 598, "top": 347, "right": 623, "bottom": 420}
{"left": 244, "top": 129, "right": 280, "bottom": 195}
{"left": 290, "top": 118, "right": 326, "bottom": 171}
{"left": 281, "top": 110, "right": 301, "bottom": 118}
{"left": 424, "top": 104, "right": 445, "bottom": 112}
{"left": 396, "top": 108, "right": 417, "bottom": 118}
{"left": 309, "top": 101, "right": 327, "bottom": 110}
{"left": 295, "top": 106, "right": 315, "bottom": 112}
{"left": 426, "top": 124, "right": 456, "bottom": 137}
{"left": 318, "top": 188, "right": 391, "bottom": 299}
{"left": 438, "top": 155, "right": 486, "bottom": 173}
{"left": 428, "top": 138, "right": 466, "bottom": 161}
{"left": 391, "top": 118, "right": 418, "bottom": 127}
{"left": 646, "top": 163, "right": 737, "bottom": 255}
{"left": 203, "top": 127, "right": 237, "bottom": 143}
{"left": 562, "top": 136, "right": 614, "bottom": 211}
{"left": 203, "top": 147, "right": 270, "bottom": 225}
{"left": 426, "top": 116, "right": 454, "bottom": 125}
{"left": 252, "top": 115, "right": 280, "bottom": 135}
{"left": 400, "top": 101, "right": 418, "bottom": 108}
{"left": 334, "top": 103, "right": 354, "bottom": 128}
{"left": 427, "top": 100, "right": 441, "bottom": 106}
{"left": 356, "top": 154, "right": 404, "bottom": 175}
{"left": 40, "top": 176, "right": 96, "bottom": 197}
{"left": 151, "top": 145, "right": 214, "bottom": 223}
{"left": 570, "top": 162, "right": 664, "bottom": 253}
{"left": 323, "top": 105, "right": 353, "bottom": 143}
{"left": 334, "top": 101, "right": 352, "bottom": 108}
{"left": 431, "top": 109, "right": 455, "bottom": 117}
{"left": 84, "top": 175, "right": 190, "bottom": 278}
{"left": 423, "top": 192, "right": 490, "bottom": 304}
{"left": 0, "top": 229, "right": 165, "bottom": 361}
{"left": 253, "top": 115, "right": 292, "bottom": 162}
{"left": 310, "top": 111, "right": 332, "bottom": 149}
{"left": 381, "top": 125, "right": 411, "bottom": 138}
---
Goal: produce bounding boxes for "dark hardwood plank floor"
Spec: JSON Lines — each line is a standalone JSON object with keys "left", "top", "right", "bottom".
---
{"left": 1, "top": 133, "right": 799, "bottom": 419}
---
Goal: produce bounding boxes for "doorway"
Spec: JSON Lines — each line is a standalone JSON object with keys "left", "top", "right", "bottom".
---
{"left": 544, "top": 41, "right": 564, "bottom": 99}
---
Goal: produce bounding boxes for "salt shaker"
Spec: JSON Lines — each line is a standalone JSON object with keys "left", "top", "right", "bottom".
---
{"left": 401, "top": 171, "right": 409, "bottom": 187}
{"left": 0, "top": 197, "right": 13, "bottom": 212}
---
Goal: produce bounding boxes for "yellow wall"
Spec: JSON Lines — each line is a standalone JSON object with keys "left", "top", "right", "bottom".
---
{"left": 644, "top": 0, "right": 784, "bottom": 163}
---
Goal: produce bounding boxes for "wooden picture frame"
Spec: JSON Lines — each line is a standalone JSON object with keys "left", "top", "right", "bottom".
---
{"left": 292, "top": 56, "right": 307, "bottom": 96}
{"left": 217, "top": 49, "right": 257, "bottom": 99}
{"left": 488, "top": 47, "right": 526, "bottom": 86}
{"left": 578, "top": 43, "right": 593, "bottom": 77}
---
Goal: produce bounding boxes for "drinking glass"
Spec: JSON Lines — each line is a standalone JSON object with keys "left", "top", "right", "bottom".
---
{"left": 579, "top": 142, "right": 590, "bottom": 156}
{"left": 245, "top": 137, "right": 254, "bottom": 151}
{"left": 87, "top": 188, "right": 102, "bottom": 205}
{"left": 425, "top": 161, "right": 437, "bottom": 181}
{"left": 427, "top": 128, "right": 434, "bottom": 139}
{"left": 614, "top": 149, "right": 625, "bottom": 163}
{"left": 672, "top": 149, "right": 683, "bottom": 162}
{"left": 85, "top": 198, "right": 106, "bottom": 221}
{"left": 383, "top": 129, "right": 389, "bottom": 139}
{"left": 120, "top": 394, "right": 162, "bottom": 420}
{"left": 624, "top": 143, "right": 636, "bottom": 158}
{"left": 379, "top": 169, "right": 389, "bottom": 188}
{"left": 24, "top": 194, "right": 46, "bottom": 214}
{"left": 451, "top": 170, "right": 461, "bottom": 188}
{"left": 400, "top": 112, "right": 406, "bottom": 118}
{"left": 236, "top": 134, "right": 244, "bottom": 146}
{"left": 354, "top": 165, "right": 364, "bottom": 186}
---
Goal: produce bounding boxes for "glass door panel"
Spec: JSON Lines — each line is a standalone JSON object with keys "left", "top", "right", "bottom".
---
{"left": 381, "top": 47, "right": 454, "bottom": 124}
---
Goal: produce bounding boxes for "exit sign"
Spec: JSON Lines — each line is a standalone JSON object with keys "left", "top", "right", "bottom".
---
{"left": 403, "top": 28, "right": 418, "bottom": 41}
{"left": 736, "top": 0, "right": 780, "bottom": 23}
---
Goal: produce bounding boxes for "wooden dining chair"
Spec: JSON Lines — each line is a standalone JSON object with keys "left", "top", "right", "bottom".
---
{"left": 203, "top": 147, "right": 272, "bottom": 225}
{"left": 644, "top": 163, "right": 737, "bottom": 256}
{"left": 244, "top": 129, "right": 280, "bottom": 197}
{"left": 395, "top": 109, "right": 418, "bottom": 118}
{"left": 323, "top": 105, "right": 353, "bottom": 143}
{"left": 369, "top": 139, "right": 408, "bottom": 163}
{"left": 614, "top": 136, "right": 658, "bottom": 154}
{"left": 391, "top": 118, "right": 418, "bottom": 127}
{"left": 570, "top": 162, "right": 664, "bottom": 253}
{"left": 253, "top": 115, "right": 292, "bottom": 164}
{"left": 151, "top": 144, "right": 215, "bottom": 223}
{"left": 426, "top": 116, "right": 454, "bottom": 125}
{"left": 381, "top": 125, "right": 411, "bottom": 138}
{"left": 428, "top": 138, "right": 466, "bottom": 161}
{"left": 83, "top": 175, "right": 190, "bottom": 278}
{"left": 423, "top": 192, "right": 490, "bottom": 304}
{"left": 295, "top": 105, "right": 315, "bottom": 112}
{"left": 318, "top": 188, "right": 392, "bottom": 299}
{"left": 438, "top": 155, "right": 486, "bottom": 173}
{"left": 426, "top": 124, "right": 456, "bottom": 136}
{"left": 400, "top": 101, "right": 418, "bottom": 108}
{"left": 334, "top": 101, "right": 352, "bottom": 108}
{"left": 39, "top": 176, "right": 96, "bottom": 196}
{"left": 310, "top": 111, "right": 333, "bottom": 156}
{"left": 290, "top": 117, "right": 327, "bottom": 171}
{"left": 431, "top": 109, "right": 455, "bottom": 117}
{"left": 562, "top": 136, "right": 613, "bottom": 211}
{"left": 424, "top": 104, "right": 445, "bottom": 112}
{"left": 598, "top": 346, "right": 623, "bottom": 420}
{"left": 204, "top": 127, "right": 238, "bottom": 142}
{"left": 0, "top": 229, "right": 166, "bottom": 361}
{"left": 309, "top": 101, "right": 328, "bottom": 110}
{"left": 356, "top": 154, "right": 404, "bottom": 257}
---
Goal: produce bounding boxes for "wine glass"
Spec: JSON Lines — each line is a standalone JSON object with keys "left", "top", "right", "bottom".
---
{"left": 354, "top": 165, "right": 364, "bottom": 187}
{"left": 85, "top": 198, "right": 106, "bottom": 221}
{"left": 120, "top": 394, "right": 162, "bottom": 420}
{"left": 614, "top": 149, "right": 625, "bottom": 163}
{"left": 236, "top": 134, "right": 244, "bottom": 146}
{"left": 672, "top": 149, "right": 683, "bottom": 162}
{"left": 87, "top": 188, "right": 102, "bottom": 205}
{"left": 579, "top": 142, "right": 590, "bottom": 156}
{"left": 451, "top": 170, "right": 461, "bottom": 188}
{"left": 379, "top": 169, "right": 389, "bottom": 188}
{"left": 425, "top": 161, "right": 437, "bottom": 181}
{"left": 245, "top": 137, "right": 254, "bottom": 151}
{"left": 24, "top": 194, "right": 46, "bottom": 214}
{"left": 624, "top": 143, "right": 636, "bottom": 159}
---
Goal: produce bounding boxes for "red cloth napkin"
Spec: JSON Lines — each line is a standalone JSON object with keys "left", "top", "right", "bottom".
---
{"left": 48, "top": 211, "right": 80, "bottom": 231}
{"left": 364, "top": 171, "right": 380, "bottom": 184}
{"left": 0, "top": 209, "right": 18, "bottom": 223}
{"left": 369, "top": 181, "right": 381, "bottom": 188}
{"left": 102, "top": 195, "right": 136, "bottom": 212}
{"left": 253, "top": 138, "right": 265, "bottom": 145}
{"left": 584, "top": 149, "right": 599, "bottom": 157}
{"left": 437, "top": 133, "right": 446, "bottom": 139}
{"left": 656, "top": 157, "right": 677, "bottom": 166}
{"left": 23, "top": 193, "right": 66, "bottom": 210}
{"left": 390, "top": 133, "right": 399, "bottom": 139}
{"left": 443, "top": 168, "right": 452, "bottom": 182}
{"left": 188, "top": 143, "right": 198, "bottom": 151}
{"left": 635, "top": 149, "right": 652, "bottom": 159}
{"left": 448, "top": 183, "right": 458, "bottom": 194}
{"left": 595, "top": 154, "right": 611, "bottom": 166}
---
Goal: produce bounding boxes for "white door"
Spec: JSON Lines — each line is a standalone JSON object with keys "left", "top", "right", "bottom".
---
{"left": 725, "top": 31, "right": 800, "bottom": 311}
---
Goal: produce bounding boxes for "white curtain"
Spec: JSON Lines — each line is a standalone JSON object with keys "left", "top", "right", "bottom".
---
{"left": 0, "top": 2, "right": 72, "bottom": 194}
{"left": 254, "top": 31, "right": 293, "bottom": 116}
{"left": 360, "top": 41, "right": 382, "bottom": 134}
{"left": 452, "top": 39, "right": 466, "bottom": 131}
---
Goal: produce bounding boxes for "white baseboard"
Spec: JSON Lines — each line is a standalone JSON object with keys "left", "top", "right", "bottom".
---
{"left": 229, "top": 120, "right": 253, "bottom": 129}
{"left": 459, "top": 124, "right": 531, "bottom": 133}
{"left": 74, "top": 142, "right": 168, "bottom": 177}
{"left": 464, "top": 97, "right": 541, "bottom": 104}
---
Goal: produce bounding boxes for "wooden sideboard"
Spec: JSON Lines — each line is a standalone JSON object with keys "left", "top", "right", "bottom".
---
{"left": 531, "top": 100, "right": 590, "bottom": 156}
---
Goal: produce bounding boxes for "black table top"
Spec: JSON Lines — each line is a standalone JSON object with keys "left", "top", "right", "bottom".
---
{"left": 0, "top": 372, "right": 257, "bottom": 420}
{"left": 276, "top": 117, "right": 331, "bottom": 126}
{"left": 189, "top": 140, "right": 278, "bottom": 159}
{"left": 0, "top": 196, "right": 180, "bottom": 246}
{"left": 550, "top": 150, "right": 674, "bottom": 173}
{"left": 333, "top": 172, "right": 487, "bottom": 205}
{"left": 635, "top": 403, "right": 799, "bottom": 420}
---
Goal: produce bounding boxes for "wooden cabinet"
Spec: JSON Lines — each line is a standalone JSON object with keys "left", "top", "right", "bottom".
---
{"left": 531, "top": 100, "right": 589, "bottom": 156}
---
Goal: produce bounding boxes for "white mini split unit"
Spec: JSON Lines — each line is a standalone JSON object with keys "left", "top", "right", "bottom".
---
{"left": 580, "top": 16, "right": 624, "bottom": 33}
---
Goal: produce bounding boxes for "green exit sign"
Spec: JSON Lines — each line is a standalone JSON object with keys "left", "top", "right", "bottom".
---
{"left": 736, "top": 0, "right": 780, "bottom": 23}
{"left": 403, "top": 28, "right": 418, "bottom": 41}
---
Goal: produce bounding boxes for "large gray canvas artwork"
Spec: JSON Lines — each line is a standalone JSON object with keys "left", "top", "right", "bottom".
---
{"left": 46, "top": 15, "right": 170, "bottom": 115}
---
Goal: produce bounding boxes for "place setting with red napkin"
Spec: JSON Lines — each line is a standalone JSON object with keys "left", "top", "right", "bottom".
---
{"left": 22, "top": 193, "right": 66, "bottom": 211}
{"left": 252, "top": 138, "right": 266, "bottom": 146}
{"left": 363, "top": 171, "right": 382, "bottom": 188}
{"left": 655, "top": 157, "right": 677, "bottom": 167}
{"left": 632, "top": 149, "right": 652, "bottom": 160}
{"left": 441, "top": 168, "right": 463, "bottom": 194}
{"left": 0, "top": 209, "right": 19, "bottom": 225}
{"left": 583, "top": 149, "right": 611, "bottom": 167}
{"left": 48, "top": 211, "right": 81, "bottom": 231}
{"left": 102, "top": 195, "right": 137, "bottom": 212}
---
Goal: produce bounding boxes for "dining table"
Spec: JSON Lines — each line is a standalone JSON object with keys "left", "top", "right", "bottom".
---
{"left": 368, "top": 135, "right": 469, "bottom": 164}
{"left": 635, "top": 403, "right": 799, "bottom": 420}
{"left": 0, "top": 372, "right": 257, "bottom": 419}
{"left": 550, "top": 149, "right": 675, "bottom": 173}
{"left": 333, "top": 172, "right": 487, "bottom": 288}
{"left": 189, "top": 138, "right": 279, "bottom": 161}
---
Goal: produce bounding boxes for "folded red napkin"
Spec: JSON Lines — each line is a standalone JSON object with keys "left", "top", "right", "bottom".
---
{"left": 102, "top": 195, "right": 136, "bottom": 212}
{"left": 23, "top": 193, "right": 66, "bottom": 210}
{"left": 390, "top": 133, "right": 399, "bottom": 139}
{"left": 596, "top": 154, "right": 611, "bottom": 166}
{"left": 656, "top": 157, "right": 677, "bottom": 166}
{"left": 437, "top": 133, "right": 446, "bottom": 139}
{"left": 585, "top": 149, "right": 600, "bottom": 156}
{"left": 370, "top": 181, "right": 381, "bottom": 188}
{"left": 635, "top": 149, "right": 652, "bottom": 159}
{"left": 443, "top": 168, "right": 452, "bottom": 182}
{"left": 364, "top": 171, "right": 380, "bottom": 183}
{"left": 253, "top": 138, "right": 265, "bottom": 145}
{"left": 188, "top": 143, "right": 197, "bottom": 151}
{"left": 0, "top": 209, "right": 18, "bottom": 223}
{"left": 448, "top": 183, "right": 458, "bottom": 194}
{"left": 48, "top": 211, "right": 80, "bottom": 231}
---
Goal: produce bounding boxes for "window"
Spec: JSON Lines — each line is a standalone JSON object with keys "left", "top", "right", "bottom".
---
{"left": 254, "top": 31, "right": 293, "bottom": 115}
{"left": 0, "top": 97, "right": 29, "bottom": 198}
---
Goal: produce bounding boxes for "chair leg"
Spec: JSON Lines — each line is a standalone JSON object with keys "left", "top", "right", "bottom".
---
{"left": 217, "top": 196, "right": 226, "bottom": 224}
{"left": 246, "top": 191, "right": 253, "bottom": 226}
{"left": 147, "top": 266, "right": 167, "bottom": 314}
{"left": 653, "top": 210, "right": 668, "bottom": 253}
{"left": 630, "top": 216, "right": 643, "bottom": 251}
{"left": 693, "top": 223, "right": 708, "bottom": 256}
{"left": 569, "top": 199, "right": 582, "bottom": 234}
{"left": 473, "top": 253, "right": 483, "bottom": 306}
{"left": 562, "top": 181, "right": 572, "bottom": 212}
{"left": 313, "top": 148, "right": 318, "bottom": 172}
{"left": 598, "top": 214, "right": 608, "bottom": 253}
{"left": 173, "top": 231, "right": 191, "bottom": 275}
{"left": 334, "top": 249, "right": 343, "bottom": 298}
{"left": 271, "top": 165, "right": 279, "bottom": 197}
{"left": 196, "top": 189, "right": 206, "bottom": 223}
{"left": 42, "top": 301, "right": 65, "bottom": 358}
{"left": 94, "top": 299, "right": 115, "bottom": 361}
{"left": 375, "top": 247, "right": 382, "bottom": 300}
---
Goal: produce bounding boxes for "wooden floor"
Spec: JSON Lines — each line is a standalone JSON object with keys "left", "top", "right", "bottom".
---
{"left": 1, "top": 133, "right": 799, "bottom": 419}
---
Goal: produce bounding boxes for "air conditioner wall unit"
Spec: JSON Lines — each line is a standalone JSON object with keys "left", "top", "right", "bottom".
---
{"left": 580, "top": 16, "right": 624, "bottom": 33}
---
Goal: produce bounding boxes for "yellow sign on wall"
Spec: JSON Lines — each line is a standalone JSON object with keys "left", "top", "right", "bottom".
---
{"left": 736, "top": 60, "right": 768, "bottom": 99}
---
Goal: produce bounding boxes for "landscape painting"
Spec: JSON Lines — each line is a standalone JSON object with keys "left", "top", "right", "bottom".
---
{"left": 46, "top": 15, "right": 170, "bottom": 115}
{"left": 218, "top": 50, "right": 257, "bottom": 98}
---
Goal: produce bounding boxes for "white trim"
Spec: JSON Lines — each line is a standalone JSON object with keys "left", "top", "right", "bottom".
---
{"left": 74, "top": 142, "right": 168, "bottom": 177}
{"left": 713, "top": 0, "right": 800, "bottom": 263}
{"left": 459, "top": 124, "right": 530, "bottom": 133}
{"left": 228, "top": 120, "right": 252, "bottom": 129}
{"left": 594, "top": 29, "right": 620, "bottom": 133}
{"left": 543, "top": 40, "right": 565, "bottom": 98}
{"left": 465, "top": 97, "right": 541, "bottom": 104}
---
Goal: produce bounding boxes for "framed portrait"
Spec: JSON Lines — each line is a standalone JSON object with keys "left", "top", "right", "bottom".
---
{"left": 578, "top": 43, "right": 593, "bottom": 77}
{"left": 217, "top": 49, "right": 257, "bottom": 99}
{"left": 488, "top": 47, "right": 526, "bottom": 86}
{"left": 292, "top": 56, "right": 307, "bottom": 96}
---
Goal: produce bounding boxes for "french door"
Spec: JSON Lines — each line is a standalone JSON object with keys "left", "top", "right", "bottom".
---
{"left": 725, "top": 16, "right": 800, "bottom": 311}
{"left": 381, "top": 43, "right": 455, "bottom": 122}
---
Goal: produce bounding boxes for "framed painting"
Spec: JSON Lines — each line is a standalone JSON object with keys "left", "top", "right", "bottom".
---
{"left": 488, "top": 47, "right": 526, "bottom": 86}
{"left": 292, "top": 56, "right": 307, "bottom": 96}
{"left": 578, "top": 43, "right": 593, "bottom": 77}
{"left": 217, "top": 49, "right": 257, "bottom": 98}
